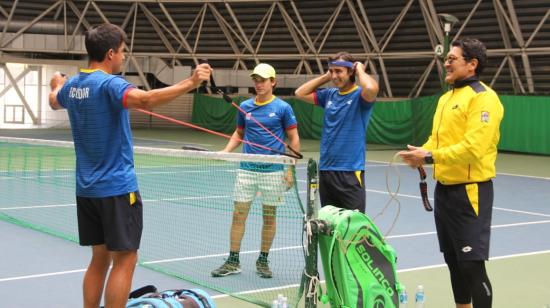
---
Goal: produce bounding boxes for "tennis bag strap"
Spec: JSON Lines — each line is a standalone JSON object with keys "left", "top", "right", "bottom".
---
{"left": 172, "top": 289, "right": 213, "bottom": 308}
{"left": 326, "top": 229, "right": 347, "bottom": 307}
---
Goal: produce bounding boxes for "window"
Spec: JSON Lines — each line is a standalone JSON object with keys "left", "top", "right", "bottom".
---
{"left": 4, "top": 105, "right": 25, "bottom": 124}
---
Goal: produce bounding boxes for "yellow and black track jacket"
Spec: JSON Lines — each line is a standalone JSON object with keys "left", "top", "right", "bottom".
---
{"left": 423, "top": 77, "right": 504, "bottom": 185}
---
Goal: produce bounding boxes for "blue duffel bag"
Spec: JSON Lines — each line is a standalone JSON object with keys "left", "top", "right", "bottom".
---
{"left": 126, "top": 286, "right": 215, "bottom": 308}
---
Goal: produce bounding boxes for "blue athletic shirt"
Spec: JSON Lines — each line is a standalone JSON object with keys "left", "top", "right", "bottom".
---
{"left": 236, "top": 96, "right": 297, "bottom": 172}
{"left": 57, "top": 69, "right": 137, "bottom": 197}
{"left": 314, "top": 86, "right": 374, "bottom": 171}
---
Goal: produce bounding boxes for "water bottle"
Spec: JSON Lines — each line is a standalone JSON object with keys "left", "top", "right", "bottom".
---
{"left": 280, "top": 296, "right": 288, "bottom": 308}
{"left": 415, "top": 285, "right": 425, "bottom": 308}
{"left": 399, "top": 285, "right": 408, "bottom": 308}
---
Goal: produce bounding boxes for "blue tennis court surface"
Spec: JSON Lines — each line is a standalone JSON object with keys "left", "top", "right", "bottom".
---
{"left": 1, "top": 160, "right": 550, "bottom": 307}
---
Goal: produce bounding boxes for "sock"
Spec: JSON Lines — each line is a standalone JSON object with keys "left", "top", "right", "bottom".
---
{"left": 229, "top": 251, "right": 240, "bottom": 264}
{"left": 258, "top": 251, "right": 269, "bottom": 263}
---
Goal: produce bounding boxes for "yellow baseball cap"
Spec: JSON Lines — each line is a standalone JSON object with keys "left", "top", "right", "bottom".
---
{"left": 250, "top": 63, "right": 276, "bottom": 79}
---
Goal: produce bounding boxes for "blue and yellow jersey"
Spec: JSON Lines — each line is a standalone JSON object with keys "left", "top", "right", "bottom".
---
{"left": 314, "top": 86, "right": 374, "bottom": 171}
{"left": 57, "top": 69, "right": 138, "bottom": 197}
{"left": 236, "top": 96, "right": 297, "bottom": 172}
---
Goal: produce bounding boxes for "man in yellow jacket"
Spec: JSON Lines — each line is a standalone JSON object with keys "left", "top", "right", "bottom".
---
{"left": 400, "top": 38, "right": 503, "bottom": 308}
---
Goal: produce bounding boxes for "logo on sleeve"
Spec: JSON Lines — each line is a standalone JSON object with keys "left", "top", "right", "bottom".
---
{"left": 481, "top": 111, "right": 490, "bottom": 123}
{"left": 269, "top": 112, "right": 276, "bottom": 117}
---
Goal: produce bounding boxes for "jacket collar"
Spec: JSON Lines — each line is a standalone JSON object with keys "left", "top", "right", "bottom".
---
{"left": 451, "top": 76, "right": 479, "bottom": 89}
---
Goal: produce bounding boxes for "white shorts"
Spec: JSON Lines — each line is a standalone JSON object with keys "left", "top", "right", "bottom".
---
{"left": 234, "top": 169, "right": 286, "bottom": 206}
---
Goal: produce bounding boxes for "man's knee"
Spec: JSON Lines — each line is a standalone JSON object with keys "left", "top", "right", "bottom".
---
{"left": 457, "top": 260, "right": 487, "bottom": 280}
{"left": 111, "top": 250, "right": 138, "bottom": 268}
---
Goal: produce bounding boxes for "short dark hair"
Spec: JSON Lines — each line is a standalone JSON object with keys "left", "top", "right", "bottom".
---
{"left": 451, "top": 38, "right": 487, "bottom": 76}
{"left": 85, "top": 23, "right": 127, "bottom": 62}
{"left": 329, "top": 51, "right": 356, "bottom": 82}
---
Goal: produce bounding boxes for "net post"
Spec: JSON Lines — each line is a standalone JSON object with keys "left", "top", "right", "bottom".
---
{"left": 303, "top": 158, "right": 320, "bottom": 308}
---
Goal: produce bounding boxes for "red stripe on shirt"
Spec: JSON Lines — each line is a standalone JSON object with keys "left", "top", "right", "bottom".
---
{"left": 122, "top": 87, "right": 135, "bottom": 109}
{"left": 313, "top": 91, "right": 319, "bottom": 105}
{"left": 285, "top": 124, "right": 298, "bottom": 131}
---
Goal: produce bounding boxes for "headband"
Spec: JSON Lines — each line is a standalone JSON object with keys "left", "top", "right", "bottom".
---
{"left": 328, "top": 60, "right": 354, "bottom": 68}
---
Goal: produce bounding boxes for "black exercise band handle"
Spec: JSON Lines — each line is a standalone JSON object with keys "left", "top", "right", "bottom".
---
{"left": 418, "top": 166, "right": 433, "bottom": 212}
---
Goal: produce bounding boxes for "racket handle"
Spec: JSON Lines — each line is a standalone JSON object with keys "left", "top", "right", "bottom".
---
{"left": 198, "top": 58, "right": 209, "bottom": 88}
{"left": 222, "top": 93, "right": 232, "bottom": 103}
{"left": 418, "top": 166, "right": 427, "bottom": 180}
{"left": 419, "top": 181, "right": 433, "bottom": 211}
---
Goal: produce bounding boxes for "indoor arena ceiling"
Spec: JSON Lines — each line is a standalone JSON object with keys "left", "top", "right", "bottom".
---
{"left": 0, "top": 0, "right": 548, "bottom": 97}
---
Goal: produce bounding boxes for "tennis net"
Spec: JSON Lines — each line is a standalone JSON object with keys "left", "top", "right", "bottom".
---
{"left": 0, "top": 136, "right": 306, "bottom": 307}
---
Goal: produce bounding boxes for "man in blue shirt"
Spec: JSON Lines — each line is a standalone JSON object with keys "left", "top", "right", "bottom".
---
{"left": 211, "top": 63, "right": 300, "bottom": 279}
{"left": 49, "top": 23, "right": 211, "bottom": 308}
{"left": 295, "top": 51, "right": 379, "bottom": 213}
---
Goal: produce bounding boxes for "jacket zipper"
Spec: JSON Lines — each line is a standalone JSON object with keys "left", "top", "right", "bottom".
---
{"left": 434, "top": 89, "right": 454, "bottom": 178}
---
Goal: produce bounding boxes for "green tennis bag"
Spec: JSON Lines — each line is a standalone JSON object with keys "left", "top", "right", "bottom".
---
{"left": 318, "top": 206, "right": 402, "bottom": 308}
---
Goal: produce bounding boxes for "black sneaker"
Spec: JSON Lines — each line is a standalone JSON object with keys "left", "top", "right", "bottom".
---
{"left": 255, "top": 259, "right": 273, "bottom": 278}
{"left": 211, "top": 261, "right": 241, "bottom": 277}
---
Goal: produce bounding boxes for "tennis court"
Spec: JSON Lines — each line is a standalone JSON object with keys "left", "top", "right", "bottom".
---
{"left": 1, "top": 128, "right": 549, "bottom": 308}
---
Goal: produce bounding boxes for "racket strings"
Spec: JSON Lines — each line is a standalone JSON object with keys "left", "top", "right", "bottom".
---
{"left": 373, "top": 152, "right": 402, "bottom": 238}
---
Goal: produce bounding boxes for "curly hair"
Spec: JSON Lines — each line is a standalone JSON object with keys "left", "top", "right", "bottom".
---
{"left": 328, "top": 51, "right": 356, "bottom": 82}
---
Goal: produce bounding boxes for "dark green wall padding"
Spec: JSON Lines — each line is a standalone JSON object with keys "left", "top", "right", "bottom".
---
{"left": 192, "top": 93, "right": 549, "bottom": 155}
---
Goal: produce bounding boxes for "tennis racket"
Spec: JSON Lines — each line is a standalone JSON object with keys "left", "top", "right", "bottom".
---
{"left": 417, "top": 166, "right": 433, "bottom": 211}
{"left": 180, "top": 144, "right": 209, "bottom": 151}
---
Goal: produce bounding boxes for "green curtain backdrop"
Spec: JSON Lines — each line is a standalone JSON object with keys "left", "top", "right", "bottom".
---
{"left": 192, "top": 94, "right": 550, "bottom": 155}
{"left": 191, "top": 94, "right": 245, "bottom": 134}
{"left": 499, "top": 95, "right": 550, "bottom": 155}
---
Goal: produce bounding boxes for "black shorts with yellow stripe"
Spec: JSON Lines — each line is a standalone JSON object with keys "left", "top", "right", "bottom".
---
{"left": 434, "top": 180, "right": 493, "bottom": 261}
{"left": 77, "top": 191, "right": 143, "bottom": 251}
{"left": 319, "top": 170, "right": 366, "bottom": 212}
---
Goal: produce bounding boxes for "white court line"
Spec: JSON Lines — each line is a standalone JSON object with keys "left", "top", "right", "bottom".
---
{"left": 388, "top": 219, "right": 550, "bottom": 239}
{"left": 0, "top": 168, "right": 236, "bottom": 181}
{"left": 2, "top": 246, "right": 550, "bottom": 285}
{"left": 212, "top": 249, "right": 550, "bottom": 299}
{"left": 1, "top": 187, "right": 308, "bottom": 211}
{"left": 0, "top": 203, "right": 76, "bottom": 210}
{"left": 0, "top": 190, "right": 308, "bottom": 211}
{"left": 297, "top": 179, "right": 428, "bottom": 200}
{"left": 143, "top": 246, "right": 302, "bottom": 265}
{"left": 298, "top": 179, "right": 550, "bottom": 218}
{"left": 0, "top": 269, "right": 87, "bottom": 282}
{"left": 368, "top": 159, "right": 550, "bottom": 180}
{"left": 115, "top": 220, "right": 550, "bottom": 266}
{"left": 494, "top": 172, "right": 550, "bottom": 180}
{"left": 494, "top": 207, "right": 550, "bottom": 218}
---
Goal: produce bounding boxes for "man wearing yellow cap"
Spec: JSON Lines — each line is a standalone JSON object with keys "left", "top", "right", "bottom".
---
{"left": 211, "top": 63, "right": 300, "bottom": 278}
{"left": 295, "top": 52, "right": 379, "bottom": 213}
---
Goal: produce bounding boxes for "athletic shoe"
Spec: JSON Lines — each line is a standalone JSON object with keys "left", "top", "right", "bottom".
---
{"left": 255, "top": 259, "right": 273, "bottom": 278}
{"left": 211, "top": 261, "right": 241, "bottom": 277}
